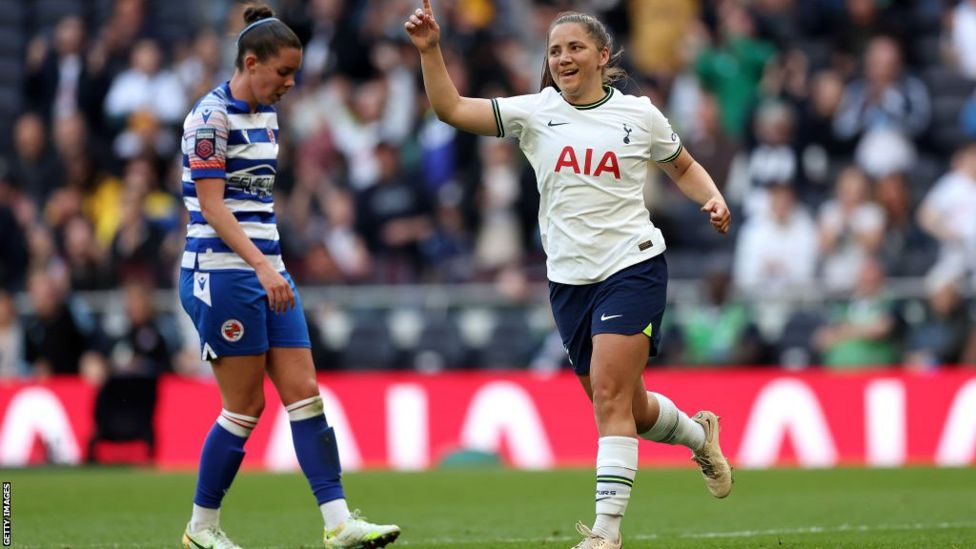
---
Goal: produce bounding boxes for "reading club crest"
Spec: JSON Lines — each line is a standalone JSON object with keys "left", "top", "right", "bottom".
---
{"left": 221, "top": 319, "right": 244, "bottom": 342}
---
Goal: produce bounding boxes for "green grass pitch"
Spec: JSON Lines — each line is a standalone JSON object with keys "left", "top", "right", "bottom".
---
{"left": 5, "top": 466, "right": 975, "bottom": 548}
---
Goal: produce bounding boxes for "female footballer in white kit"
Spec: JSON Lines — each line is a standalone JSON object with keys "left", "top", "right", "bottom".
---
{"left": 406, "top": 2, "right": 733, "bottom": 547}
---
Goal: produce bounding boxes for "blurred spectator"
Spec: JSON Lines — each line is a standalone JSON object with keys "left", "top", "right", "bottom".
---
{"left": 733, "top": 181, "right": 818, "bottom": 297}
{"left": 733, "top": 180, "right": 818, "bottom": 338}
{"left": 796, "top": 68, "right": 851, "bottom": 157}
{"left": 904, "top": 273, "right": 975, "bottom": 369}
{"left": 290, "top": 181, "right": 373, "bottom": 285}
{"left": 817, "top": 166, "right": 885, "bottom": 294}
{"left": 300, "top": 0, "right": 346, "bottom": 84}
{"left": 948, "top": 0, "right": 976, "bottom": 80}
{"left": 319, "top": 186, "right": 373, "bottom": 282}
{"left": 6, "top": 113, "right": 64, "bottom": 204}
{"left": 667, "top": 267, "right": 766, "bottom": 367}
{"left": 23, "top": 15, "right": 109, "bottom": 131}
{"left": 834, "top": 36, "right": 931, "bottom": 178}
{"left": 694, "top": 1, "right": 777, "bottom": 137}
{"left": 684, "top": 92, "right": 738, "bottom": 194}
{"left": 103, "top": 38, "right": 186, "bottom": 130}
{"left": 423, "top": 191, "right": 475, "bottom": 283}
{"left": 830, "top": 0, "right": 909, "bottom": 73}
{"left": 52, "top": 112, "right": 110, "bottom": 175}
{"left": 62, "top": 215, "right": 113, "bottom": 291}
{"left": 23, "top": 269, "right": 105, "bottom": 380}
{"left": 355, "top": 142, "right": 435, "bottom": 282}
{"left": 90, "top": 0, "right": 152, "bottom": 78}
{"left": 315, "top": 79, "right": 389, "bottom": 190}
{"left": 0, "top": 290, "right": 26, "bottom": 378}
{"left": 26, "top": 224, "right": 67, "bottom": 283}
{"left": 108, "top": 278, "right": 177, "bottom": 376}
{"left": 0, "top": 186, "right": 28, "bottom": 292}
{"left": 626, "top": 0, "right": 698, "bottom": 78}
{"left": 474, "top": 139, "right": 523, "bottom": 273}
{"left": 732, "top": 99, "right": 801, "bottom": 217}
{"left": 917, "top": 143, "right": 976, "bottom": 286}
{"left": 110, "top": 186, "right": 166, "bottom": 286}
{"left": 814, "top": 258, "right": 899, "bottom": 369}
{"left": 175, "top": 28, "right": 226, "bottom": 102}
{"left": 875, "top": 171, "right": 935, "bottom": 276}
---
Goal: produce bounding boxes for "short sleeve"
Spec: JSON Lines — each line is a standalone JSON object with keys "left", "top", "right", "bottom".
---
{"left": 183, "top": 107, "right": 229, "bottom": 180}
{"left": 921, "top": 178, "right": 954, "bottom": 215}
{"left": 647, "top": 100, "right": 682, "bottom": 163}
{"left": 492, "top": 92, "right": 544, "bottom": 140}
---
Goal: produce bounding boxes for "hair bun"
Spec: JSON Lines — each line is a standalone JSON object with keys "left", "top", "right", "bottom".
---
{"left": 243, "top": 4, "right": 275, "bottom": 24}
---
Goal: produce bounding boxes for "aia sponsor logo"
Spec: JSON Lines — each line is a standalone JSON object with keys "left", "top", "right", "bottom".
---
{"left": 554, "top": 146, "right": 620, "bottom": 179}
{"left": 221, "top": 319, "right": 245, "bottom": 342}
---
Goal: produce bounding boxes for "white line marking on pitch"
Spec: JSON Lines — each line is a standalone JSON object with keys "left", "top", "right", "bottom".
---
{"left": 19, "top": 521, "right": 976, "bottom": 548}
{"left": 390, "top": 520, "right": 976, "bottom": 546}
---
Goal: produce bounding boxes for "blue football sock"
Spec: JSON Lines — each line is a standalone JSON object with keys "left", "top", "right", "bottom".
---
{"left": 288, "top": 396, "right": 345, "bottom": 504}
{"left": 193, "top": 421, "right": 248, "bottom": 509}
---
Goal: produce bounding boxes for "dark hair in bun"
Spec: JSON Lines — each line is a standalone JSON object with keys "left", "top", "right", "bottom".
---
{"left": 235, "top": 4, "right": 302, "bottom": 71}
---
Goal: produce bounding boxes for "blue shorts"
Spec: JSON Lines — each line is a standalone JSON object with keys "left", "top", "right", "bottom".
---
{"left": 179, "top": 268, "right": 311, "bottom": 360}
{"left": 549, "top": 255, "right": 668, "bottom": 375}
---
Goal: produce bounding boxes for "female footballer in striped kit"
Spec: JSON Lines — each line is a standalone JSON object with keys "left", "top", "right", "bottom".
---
{"left": 178, "top": 4, "right": 399, "bottom": 548}
{"left": 406, "top": 2, "right": 733, "bottom": 547}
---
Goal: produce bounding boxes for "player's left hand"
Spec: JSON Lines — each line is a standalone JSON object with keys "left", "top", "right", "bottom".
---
{"left": 702, "top": 196, "right": 731, "bottom": 234}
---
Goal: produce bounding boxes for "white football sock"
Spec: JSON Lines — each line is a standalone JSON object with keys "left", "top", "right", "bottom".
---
{"left": 189, "top": 504, "right": 219, "bottom": 532}
{"left": 639, "top": 392, "right": 705, "bottom": 451}
{"left": 321, "top": 498, "right": 351, "bottom": 529}
{"left": 592, "top": 436, "right": 637, "bottom": 541}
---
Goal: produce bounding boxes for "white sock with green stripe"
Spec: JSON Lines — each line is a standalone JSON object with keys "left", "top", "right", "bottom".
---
{"left": 592, "top": 436, "right": 638, "bottom": 541}
{"left": 639, "top": 392, "right": 705, "bottom": 451}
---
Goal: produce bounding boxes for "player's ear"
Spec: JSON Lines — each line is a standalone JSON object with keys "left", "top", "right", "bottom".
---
{"left": 244, "top": 53, "right": 258, "bottom": 72}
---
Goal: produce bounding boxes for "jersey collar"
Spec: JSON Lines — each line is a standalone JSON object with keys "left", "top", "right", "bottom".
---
{"left": 222, "top": 81, "right": 255, "bottom": 112}
{"left": 562, "top": 86, "right": 614, "bottom": 110}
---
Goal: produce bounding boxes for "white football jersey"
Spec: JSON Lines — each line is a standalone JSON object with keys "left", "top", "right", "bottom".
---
{"left": 492, "top": 86, "right": 681, "bottom": 284}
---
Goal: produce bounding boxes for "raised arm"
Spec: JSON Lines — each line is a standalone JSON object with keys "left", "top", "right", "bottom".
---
{"left": 405, "top": 0, "right": 497, "bottom": 136}
{"left": 658, "top": 148, "right": 732, "bottom": 234}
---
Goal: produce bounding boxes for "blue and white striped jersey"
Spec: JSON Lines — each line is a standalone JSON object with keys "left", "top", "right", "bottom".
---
{"left": 179, "top": 82, "right": 284, "bottom": 272}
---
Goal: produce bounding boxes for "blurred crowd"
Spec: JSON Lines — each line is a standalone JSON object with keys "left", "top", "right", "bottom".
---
{"left": 2, "top": 0, "right": 976, "bottom": 385}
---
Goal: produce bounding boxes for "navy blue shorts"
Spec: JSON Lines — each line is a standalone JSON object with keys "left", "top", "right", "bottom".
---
{"left": 549, "top": 255, "right": 668, "bottom": 375}
{"left": 179, "top": 268, "right": 311, "bottom": 360}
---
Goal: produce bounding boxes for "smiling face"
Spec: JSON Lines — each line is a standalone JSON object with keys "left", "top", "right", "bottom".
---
{"left": 245, "top": 47, "right": 302, "bottom": 105}
{"left": 547, "top": 22, "right": 609, "bottom": 102}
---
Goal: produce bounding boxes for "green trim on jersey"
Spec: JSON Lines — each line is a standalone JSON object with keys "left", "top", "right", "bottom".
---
{"left": 569, "top": 86, "right": 614, "bottom": 110}
{"left": 491, "top": 98, "right": 504, "bottom": 137}
{"left": 657, "top": 143, "right": 683, "bottom": 164}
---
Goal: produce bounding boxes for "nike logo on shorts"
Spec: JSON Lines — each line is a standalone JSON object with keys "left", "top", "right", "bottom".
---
{"left": 600, "top": 313, "right": 623, "bottom": 321}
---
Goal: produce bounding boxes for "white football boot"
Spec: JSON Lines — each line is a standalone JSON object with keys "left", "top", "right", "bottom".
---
{"left": 691, "top": 411, "right": 734, "bottom": 498}
{"left": 323, "top": 511, "right": 401, "bottom": 548}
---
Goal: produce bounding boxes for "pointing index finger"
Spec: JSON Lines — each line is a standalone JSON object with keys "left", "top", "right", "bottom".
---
{"left": 423, "top": 0, "right": 433, "bottom": 16}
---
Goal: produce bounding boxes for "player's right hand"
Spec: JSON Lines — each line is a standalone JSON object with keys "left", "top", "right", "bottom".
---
{"left": 256, "top": 264, "right": 295, "bottom": 313}
{"left": 404, "top": 0, "right": 440, "bottom": 52}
